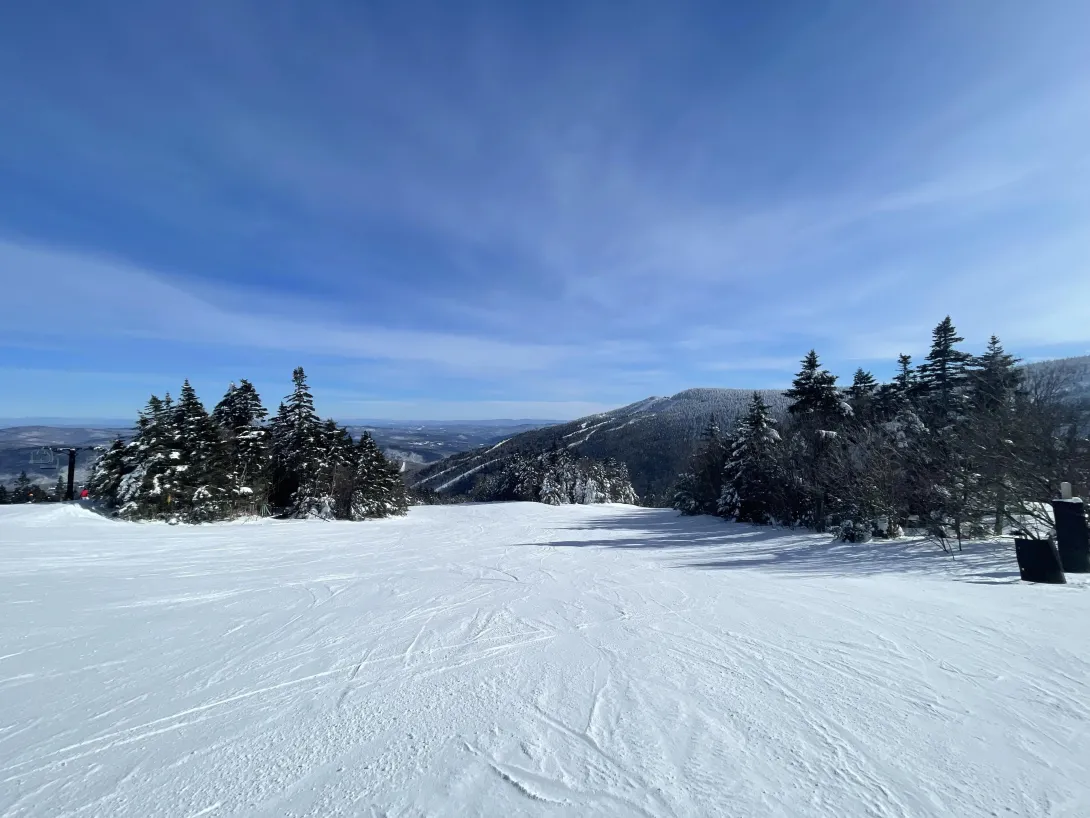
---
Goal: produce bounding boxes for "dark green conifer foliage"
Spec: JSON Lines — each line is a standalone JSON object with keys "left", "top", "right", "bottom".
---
{"left": 918, "top": 316, "right": 974, "bottom": 421}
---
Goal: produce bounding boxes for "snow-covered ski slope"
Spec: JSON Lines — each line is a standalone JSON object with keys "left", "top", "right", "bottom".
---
{"left": 2, "top": 503, "right": 1088, "bottom": 817}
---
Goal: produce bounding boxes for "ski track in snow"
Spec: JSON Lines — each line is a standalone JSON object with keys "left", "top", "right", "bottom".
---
{"left": 1, "top": 502, "right": 1088, "bottom": 817}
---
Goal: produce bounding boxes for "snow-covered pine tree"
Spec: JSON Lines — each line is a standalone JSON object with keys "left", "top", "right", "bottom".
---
{"left": 269, "top": 367, "right": 324, "bottom": 517}
{"left": 543, "top": 447, "right": 581, "bottom": 505}
{"left": 539, "top": 471, "right": 568, "bottom": 505}
{"left": 471, "top": 449, "right": 635, "bottom": 506}
{"left": 783, "top": 351, "right": 850, "bottom": 531}
{"left": 169, "top": 380, "right": 230, "bottom": 522}
{"left": 86, "top": 438, "right": 128, "bottom": 508}
{"left": 212, "top": 380, "right": 270, "bottom": 514}
{"left": 604, "top": 459, "right": 639, "bottom": 504}
{"left": 349, "top": 432, "right": 408, "bottom": 518}
{"left": 847, "top": 368, "right": 878, "bottom": 421}
{"left": 785, "top": 350, "right": 849, "bottom": 423}
{"left": 318, "top": 419, "right": 355, "bottom": 520}
{"left": 719, "top": 392, "right": 781, "bottom": 523}
{"left": 116, "top": 394, "right": 177, "bottom": 519}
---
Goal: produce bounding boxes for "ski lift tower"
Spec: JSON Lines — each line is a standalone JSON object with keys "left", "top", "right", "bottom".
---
{"left": 30, "top": 446, "right": 93, "bottom": 501}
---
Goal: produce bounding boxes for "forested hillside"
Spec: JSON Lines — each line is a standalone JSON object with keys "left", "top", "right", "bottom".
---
{"left": 410, "top": 388, "right": 788, "bottom": 504}
{"left": 411, "top": 345, "right": 1088, "bottom": 510}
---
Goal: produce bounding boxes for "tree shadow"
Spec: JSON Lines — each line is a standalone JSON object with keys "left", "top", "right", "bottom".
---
{"left": 535, "top": 506, "right": 1025, "bottom": 584}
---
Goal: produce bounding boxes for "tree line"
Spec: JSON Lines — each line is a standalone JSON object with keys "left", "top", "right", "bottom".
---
{"left": 673, "top": 317, "right": 1090, "bottom": 548}
{"left": 466, "top": 446, "right": 639, "bottom": 505}
{"left": 88, "top": 367, "right": 408, "bottom": 522}
{"left": 0, "top": 471, "right": 66, "bottom": 505}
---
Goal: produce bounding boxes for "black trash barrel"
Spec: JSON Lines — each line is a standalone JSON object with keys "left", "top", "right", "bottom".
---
{"left": 1014, "top": 538, "right": 1066, "bottom": 584}
{"left": 1051, "top": 500, "right": 1090, "bottom": 573}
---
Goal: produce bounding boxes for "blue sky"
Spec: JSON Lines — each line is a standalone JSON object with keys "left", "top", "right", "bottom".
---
{"left": 2, "top": 1, "right": 1089, "bottom": 421}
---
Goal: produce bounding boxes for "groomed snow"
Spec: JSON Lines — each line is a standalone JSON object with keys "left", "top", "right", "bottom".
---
{"left": 1, "top": 503, "right": 1088, "bottom": 817}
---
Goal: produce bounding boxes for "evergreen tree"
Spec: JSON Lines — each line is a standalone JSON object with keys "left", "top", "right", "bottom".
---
{"left": 213, "top": 379, "right": 270, "bottom": 514}
{"left": 473, "top": 448, "right": 635, "bottom": 507}
{"left": 966, "top": 336, "right": 1023, "bottom": 534}
{"left": 875, "top": 354, "right": 918, "bottom": 419}
{"left": 116, "top": 394, "right": 178, "bottom": 518}
{"left": 672, "top": 417, "right": 729, "bottom": 515}
{"left": 13, "top": 471, "right": 33, "bottom": 503}
{"left": 212, "top": 380, "right": 267, "bottom": 431}
{"left": 318, "top": 419, "right": 356, "bottom": 519}
{"left": 87, "top": 438, "right": 128, "bottom": 508}
{"left": 350, "top": 432, "right": 409, "bottom": 518}
{"left": 785, "top": 350, "right": 849, "bottom": 424}
{"left": 0, "top": 484, "right": 8, "bottom": 504}
{"left": 269, "top": 367, "right": 323, "bottom": 515}
{"left": 917, "top": 316, "right": 973, "bottom": 420}
{"left": 169, "top": 380, "right": 230, "bottom": 521}
{"left": 52, "top": 474, "right": 66, "bottom": 502}
{"left": 895, "top": 354, "right": 916, "bottom": 394}
{"left": 970, "top": 336, "right": 1022, "bottom": 411}
{"left": 783, "top": 351, "right": 849, "bottom": 530}
{"left": 719, "top": 393, "right": 781, "bottom": 523}
{"left": 847, "top": 368, "right": 878, "bottom": 421}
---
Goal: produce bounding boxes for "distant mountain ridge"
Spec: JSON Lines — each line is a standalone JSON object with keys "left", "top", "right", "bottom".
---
{"left": 4, "top": 354, "right": 1085, "bottom": 495}
{"left": 410, "top": 388, "right": 790, "bottom": 504}
{"left": 411, "top": 354, "right": 1090, "bottom": 506}
{"left": 0, "top": 421, "right": 554, "bottom": 487}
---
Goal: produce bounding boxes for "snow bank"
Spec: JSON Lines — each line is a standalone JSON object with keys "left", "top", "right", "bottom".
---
{"left": 0, "top": 502, "right": 115, "bottom": 528}
{"left": 1, "top": 503, "right": 1088, "bottom": 816}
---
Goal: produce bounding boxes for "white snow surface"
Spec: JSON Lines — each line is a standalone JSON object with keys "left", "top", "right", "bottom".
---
{"left": 2, "top": 503, "right": 1089, "bottom": 817}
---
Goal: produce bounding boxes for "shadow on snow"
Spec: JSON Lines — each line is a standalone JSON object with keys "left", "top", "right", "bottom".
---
{"left": 535, "top": 506, "right": 1024, "bottom": 584}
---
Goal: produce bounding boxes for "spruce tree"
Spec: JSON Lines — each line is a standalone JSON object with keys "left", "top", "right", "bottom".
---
{"left": 970, "top": 336, "right": 1022, "bottom": 411}
{"left": 52, "top": 474, "right": 66, "bottom": 502}
{"left": 350, "top": 432, "right": 408, "bottom": 518}
{"left": 269, "top": 367, "right": 323, "bottom": 515}
{"left": 719, "top": 393, "right": 781, "bottom": 523}
{"left": 87, "top": 438, "right": 128, "bottom": 509}
{"left": 895, "top": 354, "right": 916, "bottom": 393}
{"left": 13, "top": 471, "right": 33, "bottom": 503}
{"left": 213, "top": 379, "right": 270, "bottom": 514}
{"left": 672, "top": 417, "right": 729, "bottom": 515}
{"left": 0, "top": 484, "right": 8, "bottom": 504}
{"left": 785, "top": 350, "right": 848, "bottom": 424}
{"left": 967, "top": 336, "right": 1023, "bottom": 534}
{"left": 784, "top": 351, "right": 849, "bottom": 530}
{"left": 319, "top": 419, "right": 355, "bottom": 519}
{"left": 917, "top": 316, "right": 973, "bottom": 420}
{"left": 116, "top": 394, "right": 179, "bottom": 518}
{"left": 170, "top": 380, "right": 230, "bottom": 521}
{"left": 847, "top": 368, "right": 878, "bottom": 421}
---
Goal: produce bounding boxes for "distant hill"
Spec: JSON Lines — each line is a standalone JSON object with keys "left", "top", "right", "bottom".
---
{"left": 1024, "top": 354, "right": 1090, "bottom": 400}
{"left": 5, "top": 354, "right": 1084, "bottom": 497}
{"left": 409, "top": 388, "right": 789, "bottom": 505}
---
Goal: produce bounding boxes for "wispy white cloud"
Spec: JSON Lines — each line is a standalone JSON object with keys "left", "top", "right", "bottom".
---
{"left": 3, "top": 1, "right": 1090, "bottom": 416}
{"left": 0, "top": 239, "right": 572, "bottom": 374}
